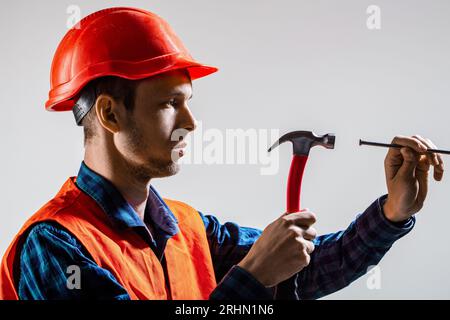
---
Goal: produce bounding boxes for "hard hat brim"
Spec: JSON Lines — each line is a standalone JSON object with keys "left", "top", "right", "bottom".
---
{"left": 45, "top": 54, "right": 218, "bottom": 112}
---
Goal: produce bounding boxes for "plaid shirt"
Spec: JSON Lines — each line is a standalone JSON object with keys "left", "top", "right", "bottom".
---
{"left": 16, "top": 162, "right": 415, "bottom": 300}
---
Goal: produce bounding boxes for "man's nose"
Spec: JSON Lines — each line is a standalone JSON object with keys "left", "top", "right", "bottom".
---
{"left": 179, "top": 104, "right": 197, "bottom": 132}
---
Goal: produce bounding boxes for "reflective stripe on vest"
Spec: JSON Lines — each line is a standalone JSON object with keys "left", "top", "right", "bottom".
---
{"left": 0, "top": 177, "right": 217, "bottom": 300}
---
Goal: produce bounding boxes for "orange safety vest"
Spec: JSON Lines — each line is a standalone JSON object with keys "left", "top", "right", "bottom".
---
{"left": 0, "top": 177, "right": 217, "bottom": 300}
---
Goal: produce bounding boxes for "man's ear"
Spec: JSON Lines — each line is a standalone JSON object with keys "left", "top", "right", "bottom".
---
{"left": 94, "top": 94, "right": 123, "bottom": 134}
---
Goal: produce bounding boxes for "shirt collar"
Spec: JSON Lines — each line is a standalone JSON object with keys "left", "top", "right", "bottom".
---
{"left": 146, "top": 185, "right": 179, "bottom": 235}
{"left": 75, "top": 162, "right": 179, "bottom": 236}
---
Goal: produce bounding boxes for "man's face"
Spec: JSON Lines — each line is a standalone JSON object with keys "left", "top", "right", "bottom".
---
{"left": 115, "top": 69, "right": 196, "bottom": 180}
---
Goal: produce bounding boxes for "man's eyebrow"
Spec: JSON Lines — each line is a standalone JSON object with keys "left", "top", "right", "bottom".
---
{"left": 163, "top": 90, "right": 193, "bottom": 99}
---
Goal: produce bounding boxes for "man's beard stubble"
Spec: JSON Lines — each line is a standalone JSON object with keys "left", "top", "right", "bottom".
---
{"left": 123, "top": 120, "right": 180, "bottom": 183}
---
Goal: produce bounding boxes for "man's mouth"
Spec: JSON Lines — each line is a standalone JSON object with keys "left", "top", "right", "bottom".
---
{"left": 172, "top": 142, "right": 187, "bottom": 158}
{"left": 173, "top": 142, "right": 187, "bottom": 149}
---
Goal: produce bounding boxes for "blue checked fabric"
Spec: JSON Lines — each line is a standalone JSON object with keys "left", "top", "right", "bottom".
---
{"left": 16, "top": 162, "right": 415, "bottom": 300}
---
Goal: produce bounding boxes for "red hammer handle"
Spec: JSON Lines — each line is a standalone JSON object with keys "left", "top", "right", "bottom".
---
{"left": 287, "top": 154, "right": 308, "bottom": 213}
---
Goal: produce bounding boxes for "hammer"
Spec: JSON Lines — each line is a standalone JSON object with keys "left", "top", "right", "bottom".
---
{"left": 268, "top": 131, "right": 335, "bottom": 300}
{"left": 268, "top": 131, "right": 336, "bottom": 213}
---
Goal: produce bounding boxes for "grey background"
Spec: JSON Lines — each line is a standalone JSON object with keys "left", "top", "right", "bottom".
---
{"left": 1, "top": 0, "right": 449, "bottom": 299}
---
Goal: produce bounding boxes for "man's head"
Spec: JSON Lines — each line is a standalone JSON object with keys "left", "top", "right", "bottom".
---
{"left": 79, "top": 69, "right": 196, "bottom": 181}
{"left": 45, "top": 7, "right": 217, "bottom": 182}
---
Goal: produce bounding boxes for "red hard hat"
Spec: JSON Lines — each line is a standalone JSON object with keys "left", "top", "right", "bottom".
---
{"left": 46, "top": 7, "right": 218, "bottom": 111}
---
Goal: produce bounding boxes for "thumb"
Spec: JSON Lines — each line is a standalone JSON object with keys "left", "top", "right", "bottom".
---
{"left": 282, "top": 208, "right": 309, "bottom": 217}
{"left": 397, "top": 147, "right": 419, "bottom": 178}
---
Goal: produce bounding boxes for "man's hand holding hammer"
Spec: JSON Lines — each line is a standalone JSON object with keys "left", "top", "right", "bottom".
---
{"left": 238, "top": 135, "right": 444, "bottom": 288}
{"left": 238, "top": 209, "right": 317, "bottom": 287}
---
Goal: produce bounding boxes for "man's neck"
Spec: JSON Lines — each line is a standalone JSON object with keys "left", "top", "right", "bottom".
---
{"left": 84, "top": 145, "right": 150, "bottom": 221}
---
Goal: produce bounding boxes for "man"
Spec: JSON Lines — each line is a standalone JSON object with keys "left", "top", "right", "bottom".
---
{"left": 0, "top": 7, "right": 444, "bottom": 300}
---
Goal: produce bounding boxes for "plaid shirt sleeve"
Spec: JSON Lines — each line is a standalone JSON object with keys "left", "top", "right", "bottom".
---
{"left": 17, "top": 195, "right": 414, "bottom": 300}
{"left": 17, "top": 222, "right": 131, "bottom": 300}
{"left": 202, "top": 194, "right": 415, "bottom": 300}
{"left": 297, "top": 194, "right": 415, "bottom": 300}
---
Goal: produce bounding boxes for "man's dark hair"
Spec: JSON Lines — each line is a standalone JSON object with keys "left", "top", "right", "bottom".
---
{"left": 76, "top": 76, "right": 137, "bottom": 144}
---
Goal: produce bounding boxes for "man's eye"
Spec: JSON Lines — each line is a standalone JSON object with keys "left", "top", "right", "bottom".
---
{"left": 167, "top": 99, "right": 178, "bottom": 107}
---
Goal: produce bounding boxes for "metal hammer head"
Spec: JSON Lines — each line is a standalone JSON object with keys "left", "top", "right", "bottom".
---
{"left": 268, "top": 131, "right": 336, "bottom": 156}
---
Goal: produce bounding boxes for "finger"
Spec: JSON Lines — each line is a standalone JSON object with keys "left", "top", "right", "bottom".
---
{"left": 298, "top": 238, "right": 315, "bottom": 255}
{"left": 392, "top": 135, "right": 428, "bottom": 154}
{"left": 385, "top": 150, "right": 405, "bottom": 181}
{"left": 434, "top": 162, "right": 445, "bottom": 181}
{"left": 416, "top": 154, "right": 431, "bottom": 173}
{"left": 413, "top": 135, "right": 438, "bottom": 166}
{"left": 385, "top": 136, "right": 424, "bottom": 182}
{"left": 281, "top": 207, "right": 310, "bottom": 217}
{"left": 284, "top": 210, "right": 317, "bottom": 227}
{"left": 302, "top": 227, "right": 317, "bottom": 241}
{"left": 415, "top": 165, "right": 428, "bottom": 212}
{"left": 424, "top": 138, "right": 445, "bottom": 181}
{"left": 397, "top": 147, "right": 420, "bottom": 178}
